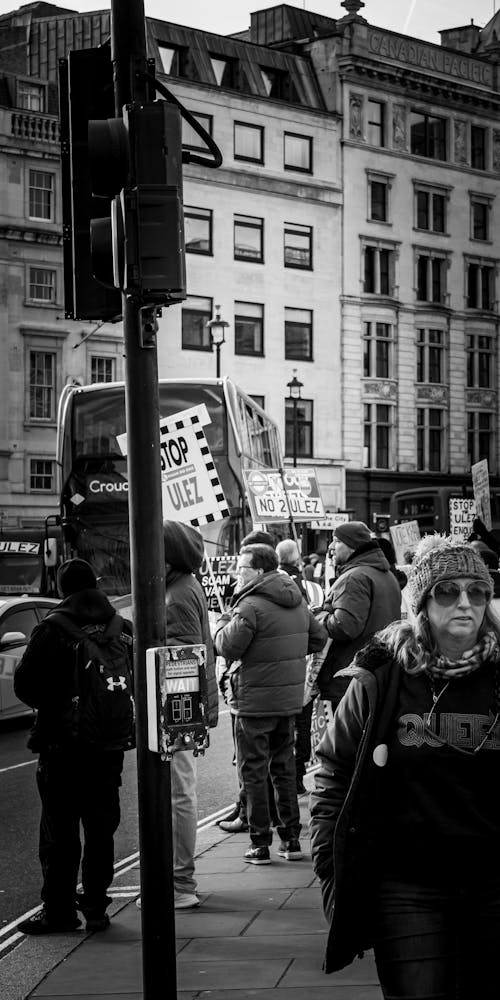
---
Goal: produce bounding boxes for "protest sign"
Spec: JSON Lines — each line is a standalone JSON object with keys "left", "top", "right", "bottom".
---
{"left": 449, "top": 497, "right": 476, "bottom": 542}
{"left": 389, "top": 520, "right": 421, "bottom": 565}
{"left": 243, "top": 468, "right": 325, "bottom": 523}
{"left": 472, "top": 459, "right": 492, "bottom": 530}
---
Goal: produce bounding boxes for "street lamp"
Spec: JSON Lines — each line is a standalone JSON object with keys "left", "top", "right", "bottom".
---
{"left": 206, "top": 305, "right": 229, "bottom": 378}
{"left": 287, "top": 370, "right": 303, "bottom": 468}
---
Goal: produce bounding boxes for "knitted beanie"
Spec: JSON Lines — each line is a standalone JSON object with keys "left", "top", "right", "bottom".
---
{"left": 334, "top": 520, "right": 372, "bottom": 550}
{"left": 163, "top": 520, "right": 204, "bottom": 573}
{"left": 408, "top": 534, "right": 494, "bottom": 614}
{"left": 57, "top": 558, "right": 97, "bottom": 597}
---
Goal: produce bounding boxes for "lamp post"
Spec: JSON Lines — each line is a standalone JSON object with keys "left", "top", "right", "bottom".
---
{"left": 206, "top": 305, "right": 229, "bottom": 378}
{"left": 287, "top": 370, "right": 303, "bottom": 468}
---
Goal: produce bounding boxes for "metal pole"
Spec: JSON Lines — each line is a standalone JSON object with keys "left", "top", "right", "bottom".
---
{"left": 216, "top": 342, "right": 221, "bottom": 378}
{"left": 292, "top": 399, "right": 297, "bottom": 468}
{"left": 110, "top": 2, "right": 176, "bottom": 998}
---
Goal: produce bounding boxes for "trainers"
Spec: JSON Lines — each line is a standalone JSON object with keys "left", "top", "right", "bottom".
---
{"left": 218, "top": 817, "right": 249, "bottom": 833}
{"left": 278, "top": 839, "right": 303, "bottom": 861}
{"left": 85, "top": 913, "right": 110, "bottom": 932}
{"left": 174, "top": 892, "right": 200, "bottom": 910}
{"left": 244, "top": 845, "right": 271, "bottom": 865}
{"left": 18, "top": 909, "right": 81, "bottom": 935}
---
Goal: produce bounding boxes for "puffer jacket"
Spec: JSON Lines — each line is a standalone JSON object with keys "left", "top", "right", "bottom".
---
{"left": 317, "top": 541, "right": 401, "bottom": 700}
{"left": 309, "top": 638, "right": 402, "bottom": 973}
{"left": 165, "top": 569, "right": 218, "bottom": 728}
{"left": 214, "top": 569, "right": 327, "bottom": 717}
{"left": 14, "top": 588, "right": 133, "bottom": 752}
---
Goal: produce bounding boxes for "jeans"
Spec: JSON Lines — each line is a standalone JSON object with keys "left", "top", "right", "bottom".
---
{"left": 235, "top": 714, "right": 300, "bottom": 847}
{"left": 37, "top": 748, "right": 124, "bottom": 919}
{"left": 374, "top": 877, "right": 500, "bottom": 999}
{"left": 171, "top": 749, "right": 197, "bottom": 896}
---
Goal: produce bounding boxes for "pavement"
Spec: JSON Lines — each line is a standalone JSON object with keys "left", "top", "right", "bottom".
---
{"left": 2, "top": 783, "right": 383, "bottom": 1000}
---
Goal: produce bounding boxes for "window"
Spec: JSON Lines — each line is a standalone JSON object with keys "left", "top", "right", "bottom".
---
{"left": 235, "top": 302, "right": 264, "bottom": 355}
{"left": 30, "top": 458, "right": 54, "bottom": 492}
{"left": 410, "top": 112, "right": 447, "bottom": 161}
{"left": 29, "top": 351, "right": 55, "bottom": 420}
{"left": 364, "top": 403, "right": 392, "bottom": 469}
{"left": 18, "top": 81, "right": 44, "bottom": 111}
{"left": 467, "top": 412, "right": 493, "bottom": 468}
{"left": 467, "top": 262, "right": 495, "bottom": 310}
{"left": 472, "top": 201, "right": 488, "bottom": 241}
{"left": 250, "top": 395, "right": 265, "bottom": 409}
{"left": 181, "top": 295, "right": 212, "bottom": 351}
{"left": 471, "top": 125, "right": 487, "bottom": 170}
{"left": 182, "top": 113, "right": 213, "bottom": 152}
{"left": 363, "top": 245, "right": 395, "bottom": 296}
{"left": 417, "top": 329, "right": 445, "bottom": 383}
{"left": 234, "top": 122, "right": 263, "bottom": 163}
{"left": 467, "top": 333, "right": 494, "bottom": 388}
{"left": 284, "top": 223, "right": 312, "bottom": 269}
{"left": 369, "top": 180, "right": 388, "bottom": 222}
{"left": 28, "top": 267, "right": 56, "bottom": 303}
{"left": 417, "top": 408, "right": 445, "bottom": 472}
{"left": 416, "top": 253, "right": 447, "bottom": 304}
{"left": 415, "top": 186, "right": 447, "bottom": 233}
{"left": 284, "top": 132, "right": 312, "bottom": 173}
{"left": 260, "top": 66, "right": 295, "bottom": 101}
{"left": 363, "top": 322, "right": 393, "bottom": 378}
{"left": 285, "top": 308, "right": 313, "bottom": 361}
{"left": 234, "top": 214, "right": 263, "bottom": 262}
{"left": 210, "top": 55, "right": 236, "bottom": 88}
{"left": 285, "top": 398, "right": 313, "bottom": 459}
{"left": 367, "top": 100, "right": 385, "bottom": 146}
{"left": 90, "top": 357, "right": 115, "bottom": 383}
{"left": 158, "top": 44, "right": 185, "bottom": 76}
{"left": 185, "top": 207, "right": 212, "bottom": 255}
{"left": 29, "top": 170, "right": 54, "bottom": 221}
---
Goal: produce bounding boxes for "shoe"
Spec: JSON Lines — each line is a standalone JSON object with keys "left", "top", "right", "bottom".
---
{"left": 18, "top": 908, "right": 81, "bottom": 935}
{"left": 135, "top": 897, "right": 141, "bottom": 908}
{"left": 296, "top": 782, "right": 307, "bottom": 795}
{"left": 218, "top": 817, "right": 249, "bottom": 833}
{"left": 278, "top": 839, "right": 303, "bottom": 861}
{"left": 85, "top": 913, "right": 110, "bottom": 932}
{"left": 244, "top": 845, "right": 271, "bottom": 865}
{"left": 174, "top": 892, "right": 200, "bottom": 910}
{"left": 217, "top": 803, "right": 240, "bottom": 824}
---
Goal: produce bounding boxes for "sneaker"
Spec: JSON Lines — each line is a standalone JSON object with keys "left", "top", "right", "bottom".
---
{"left": 18, "top": 909, "right": 81, "bottom": 936}
{"left": 244, "top": 845, "right": 271, "bottom": 865}
{"left": 218, "top": 817, "right": 249, "bottom": 833}
{"left": 85, "top": 913, "right": 110, "bottom": 932}
{"left": 216, "top": 802, "right": 240, "bottom": 824}
{"left": 277, "top": 839, "right": 303, "bottom": 861}
{"left": 174, "top": 892, "right": 200, "bottom": 910}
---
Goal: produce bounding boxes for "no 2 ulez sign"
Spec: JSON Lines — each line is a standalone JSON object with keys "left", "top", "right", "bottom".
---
{"left": 243, "top": 468, "right": 326, "bottom": 523}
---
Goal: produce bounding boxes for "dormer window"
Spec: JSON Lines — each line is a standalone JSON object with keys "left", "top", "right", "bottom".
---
{"left": 18, "top": 81, "right": 44, "bottom": 112}
{"left": 210, "top": 56, "right": 235, "bottom": 88}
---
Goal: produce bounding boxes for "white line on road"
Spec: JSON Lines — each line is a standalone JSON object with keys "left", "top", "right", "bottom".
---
{"left": 0, "top": 759, "right": 36, "bottom": 775}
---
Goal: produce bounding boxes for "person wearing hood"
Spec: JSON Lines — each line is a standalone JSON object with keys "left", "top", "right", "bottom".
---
{"left": 161, "top": 520, "right": 218, "bottom": 910}
{"left": 214, "top": 543, "right": 326, "bottom": 865}
{"left": 316, "top": 520, "right": 401, "bottom": 712}
{"left": 14, "top": 559, "right": 133, "bottom": 935}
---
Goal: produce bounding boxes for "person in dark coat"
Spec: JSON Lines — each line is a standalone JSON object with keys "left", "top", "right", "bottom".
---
{"left": 215, "top": 543, "right": 326, "bottom": 865}
{"left": 310, "top": 534, "right": 500, "bottom": 998}
{"left": 14, "top": 559, "right": 133, "bottom": 935}
{"left": 317, "top": 521, "right": 401, "bottom": 711}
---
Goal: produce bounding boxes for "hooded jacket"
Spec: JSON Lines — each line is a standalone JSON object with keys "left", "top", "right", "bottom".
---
{"left": 163, "top": 520, "right": 218, "bottom": 728}
{"left": 214, "top": 569, "right": 327, "bottom": 717}
{"left": 14, "top": 588, "right": 131, "bottom": 752}
{"left": 317, "top": 541, "right": 401, "bottom": 700}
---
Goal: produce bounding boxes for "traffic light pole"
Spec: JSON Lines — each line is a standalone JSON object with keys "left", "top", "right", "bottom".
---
{"left": 110, "top": 1, "right": 177, "bottom": 997}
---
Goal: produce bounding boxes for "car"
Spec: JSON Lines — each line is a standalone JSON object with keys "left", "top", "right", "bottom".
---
{"left": 0, "top": 596, "right": 59, "bottom": 721}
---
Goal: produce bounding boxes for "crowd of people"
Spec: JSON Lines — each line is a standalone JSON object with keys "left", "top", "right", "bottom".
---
{"left": 13, "top": 513, "right": 500, "bottom": 998}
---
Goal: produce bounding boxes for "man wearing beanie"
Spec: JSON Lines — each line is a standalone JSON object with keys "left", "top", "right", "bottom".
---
{"left": 14, "top": 558, "right": 133, "bottom": 935}
{"left": 316, "top": 520, "right": 401, "bottom": 710}
{"left": 160, "top": 520, "right": 218, "bottom": 909}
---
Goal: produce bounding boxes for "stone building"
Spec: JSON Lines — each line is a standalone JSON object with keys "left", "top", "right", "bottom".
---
{"left": 0, "top": 0, "right": 500, "bottom": 533}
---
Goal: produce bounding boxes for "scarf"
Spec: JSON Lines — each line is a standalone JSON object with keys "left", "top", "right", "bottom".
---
{"left": 420, "top": 630, "right": 500, "bottom": 681}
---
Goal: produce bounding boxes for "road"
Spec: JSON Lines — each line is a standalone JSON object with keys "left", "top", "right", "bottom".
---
{"left": 0, "top": 699, "right": 236, "bottom": 937}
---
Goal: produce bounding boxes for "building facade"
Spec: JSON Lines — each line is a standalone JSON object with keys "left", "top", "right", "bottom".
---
{"left": 1, "top": 1, "right": 500, "bottom": 533}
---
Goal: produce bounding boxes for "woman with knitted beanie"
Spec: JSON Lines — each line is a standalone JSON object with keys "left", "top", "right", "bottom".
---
{"left": 310, "top": 533, "right": 500, "bottom": 999}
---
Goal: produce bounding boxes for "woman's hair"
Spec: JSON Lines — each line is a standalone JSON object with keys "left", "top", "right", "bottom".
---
{"left": 377, "top": 606, "right": 500, "bottom": 675}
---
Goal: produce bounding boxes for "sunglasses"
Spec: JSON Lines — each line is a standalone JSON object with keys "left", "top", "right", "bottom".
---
{"left": 429, "top": 580, "right": 492, "bottom": 608}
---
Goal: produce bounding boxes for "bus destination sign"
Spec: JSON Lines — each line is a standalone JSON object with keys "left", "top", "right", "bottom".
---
{"left": 243, "top": 468, "right": 326, "bottom": 523}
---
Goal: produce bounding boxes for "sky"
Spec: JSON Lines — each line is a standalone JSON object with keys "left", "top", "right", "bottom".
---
{"left": 1, "top": 0, "right": 499, "bottom": 46}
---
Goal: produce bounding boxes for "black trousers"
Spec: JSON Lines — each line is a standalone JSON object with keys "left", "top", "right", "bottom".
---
{"left": 294, "top": 700, "right": 314, "bottom": 782}
{"left": 235, "top": 714, "right": 300, "bottom": 846}
{"left": 36, "top": 748, "right": 124, "bottom": 920}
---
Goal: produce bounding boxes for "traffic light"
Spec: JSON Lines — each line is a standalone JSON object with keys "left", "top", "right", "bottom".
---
{"left": 59, "top": 46, "right": 122, "bottom": 321}
{"left": 59, "top": 46, "right": 186, "bottom": 321}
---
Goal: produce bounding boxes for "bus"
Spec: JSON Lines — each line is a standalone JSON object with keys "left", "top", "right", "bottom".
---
{"left": 0, "top": 524, "right": 62, "bottom": 596}
{"left": 389, "top": 485, "right": 500, "bottom": 540}
{"left": 57, "top": 377, "right": 284, "bottom": 595}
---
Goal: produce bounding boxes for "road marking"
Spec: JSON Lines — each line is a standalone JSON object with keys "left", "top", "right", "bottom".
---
{"left": 0, "top": 759, "right": 36, "bottom": 775}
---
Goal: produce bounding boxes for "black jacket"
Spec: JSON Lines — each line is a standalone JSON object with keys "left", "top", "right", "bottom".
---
{"left": 309, "top": 638, "right": 402, "bottom": 973}
{"left": 14, "top": 588, "right": 132, "bottom": 752}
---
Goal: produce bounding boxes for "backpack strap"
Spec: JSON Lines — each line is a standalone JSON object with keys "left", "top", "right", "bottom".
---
{"left": 45, "top": 611, "right": 88, "bottom": 644}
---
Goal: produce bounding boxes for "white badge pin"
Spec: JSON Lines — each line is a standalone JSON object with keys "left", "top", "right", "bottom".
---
{"left": 373, "top": 743, "right": 388, "bottom": 767}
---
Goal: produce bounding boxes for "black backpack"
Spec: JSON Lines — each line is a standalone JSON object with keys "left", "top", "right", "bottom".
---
{"left": 48, "top": 611, "right": 135, "bottom": 751}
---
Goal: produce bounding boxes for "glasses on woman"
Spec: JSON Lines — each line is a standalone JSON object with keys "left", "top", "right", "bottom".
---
{"left": 428, "top": 581, "right": 492, "bottom": 608}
